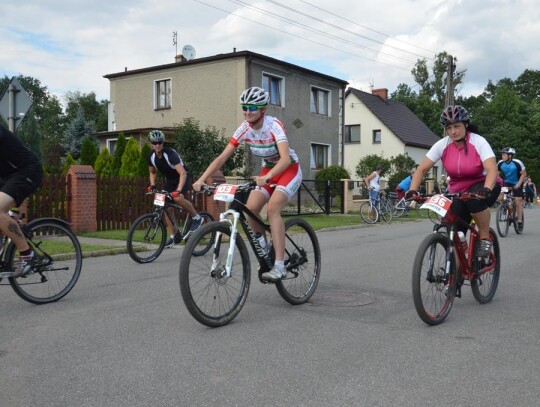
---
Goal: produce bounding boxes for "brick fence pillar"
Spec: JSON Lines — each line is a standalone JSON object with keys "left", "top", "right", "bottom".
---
{"left": 67, "top": 165, "right": 97, "bottom": 232}
{"left": 204, "top": 170, "right": 226, "bottom": 220}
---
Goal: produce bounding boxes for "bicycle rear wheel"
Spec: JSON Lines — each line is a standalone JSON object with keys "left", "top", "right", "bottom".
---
{"left": 185, "top": 211, "right": 215, "bottom": 256}
{"left": 127, "top": 213, "right": 166, "bottom": 263}
{"left": 380, "top": 201, "right": 393, "bottom": 223}
{"left": 360, "top": 202, "right": 378, "bottom": 224}
{"left": 179, "top": 222, "right": 250, "bottom": 327}
{"left": 471, "top": 228, "right": 500, "bottom": 304}
{"left": 496, "top": 203, "right": 509, "bottom": 237}
{"left": 276, "top": 218, "right": 321, "bottom": 305}
{"left": 412, "top": 233, "right": 456, "bottom": 326}
{"left": 392, "top": 199, "right": 405, "bottom": 218}
{"left": 9, "top": 219, "right": 82, "bottom": 304}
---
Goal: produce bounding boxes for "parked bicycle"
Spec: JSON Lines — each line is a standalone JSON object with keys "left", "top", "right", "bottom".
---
{"left": 389, "top": 192, "right": 442, "bottom": 224}
{"left": 179, "top": 181, "right": 321, "bottom": 327}
{"left": 360, "top": 190, "right": 393, "bottom": 223}
{"left": 127, "top": 189, "right": 214, "bottom": 263}
{"left": 0, "top": 210, "right": 83, "bottom": 304}
{"left": 412, "top": 193, "right": 500, "bottom": 325}
{"left": 496, "top": 186, "right": 524, "bottom": 237}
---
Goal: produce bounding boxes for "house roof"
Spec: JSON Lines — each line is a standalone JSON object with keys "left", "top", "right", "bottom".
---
{"left": 347, "top": 88, "right": 440, "bottom": 149}
{"left": 104, "top": 50, "right": 348, "bottom": 86}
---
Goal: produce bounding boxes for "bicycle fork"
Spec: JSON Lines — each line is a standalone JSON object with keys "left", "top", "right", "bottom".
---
{"left": 211, "top": 209, "right": 241, "bottom": 279}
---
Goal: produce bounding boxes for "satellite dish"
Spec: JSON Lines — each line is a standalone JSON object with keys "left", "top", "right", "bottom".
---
{"left": 182, "top": 45, "right": 196, "bottom": 61}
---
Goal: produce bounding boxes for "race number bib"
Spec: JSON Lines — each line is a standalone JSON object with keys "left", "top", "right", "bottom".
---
{"left": 420, "top": 194, "right": 452, "bottom": 217}
{"left": 214, "top": 184, "right": 238, "bottom": 203}
{"left": 153, "top": 193, "right": 166, "bottom": 206}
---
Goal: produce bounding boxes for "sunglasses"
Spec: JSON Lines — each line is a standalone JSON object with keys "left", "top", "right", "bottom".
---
{"left": 241, "top": 105, "right": 266, "bottom": 112}
{"left": 151, "top": 141, "right": 163, "bottom": 145}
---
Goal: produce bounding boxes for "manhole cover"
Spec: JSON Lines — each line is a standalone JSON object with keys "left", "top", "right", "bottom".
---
{"left": 310, "top": 290, "right": 375, "bottom": 307}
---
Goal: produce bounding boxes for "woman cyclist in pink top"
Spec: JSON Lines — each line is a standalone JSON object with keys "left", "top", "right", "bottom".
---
{"left": 406, "top": 105, "right": 501, "bottom": 258}
{"left": 193, "top": 87, "right": 302, "bottom": 281}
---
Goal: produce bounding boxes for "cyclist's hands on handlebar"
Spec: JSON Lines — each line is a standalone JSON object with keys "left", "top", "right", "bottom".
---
{"left": 405, "top": 189, "right": 418, "bottom": 200}
{"left": 147, "top": 184, "right": 156, "bottom": 193}
{"left": 476, "top": 186, "right": 492, "bottom": 200}
{"left": 192, "top": 180, "right": 206, "bottom": 192}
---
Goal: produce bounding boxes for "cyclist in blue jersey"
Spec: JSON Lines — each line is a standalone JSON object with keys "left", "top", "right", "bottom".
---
{"left": 497, "top": 147, "right": 526, "bottom": 231}
{"left": 395, "top": 168, "right": 416, "bottom": 199}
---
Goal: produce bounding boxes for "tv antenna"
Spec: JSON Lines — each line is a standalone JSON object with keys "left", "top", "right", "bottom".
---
{"left": 172, "top": 31, "right": 178, "bottom": 56}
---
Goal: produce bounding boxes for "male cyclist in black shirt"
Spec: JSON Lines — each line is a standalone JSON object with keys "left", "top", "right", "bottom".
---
{"left": 147, "top": 130, "right": 203, "bottom": 247}
{"left": 0, "top": 125, "right": 44, "bottom": 277}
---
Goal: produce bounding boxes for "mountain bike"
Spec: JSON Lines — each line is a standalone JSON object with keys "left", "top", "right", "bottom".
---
{"left": 496, "top": 187, "right": 524, "bottom": 237}
{"left": 0, "top": 210, "right": 83, "bottom": 304}
{"left": 360, "top": 190, "right": 393, "bottom": 223}
{"left": 412, "top": 193, "right": 500, "bottom": 326}
{"left": 179, "top": 181, "right": 321, "bottom": 327}
{"left": 127, "top": 189, "right": 214, "bottom": 263}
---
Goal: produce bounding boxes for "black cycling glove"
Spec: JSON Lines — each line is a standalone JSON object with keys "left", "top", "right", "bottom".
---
{"left": 477, "top": 187, "right": 492, "bottom": 199}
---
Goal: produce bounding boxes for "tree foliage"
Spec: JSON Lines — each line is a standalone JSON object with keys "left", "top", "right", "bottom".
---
{"left": 79, "top": 136, "right": 99, "bottom": 166}
{"left": 119, "top": 137, "right": 141, "bottom": 177}
{"left": 64, "top": 91, "right": 108, "bottom": 132}
{"left": 62, "top": 107, "right": 94, "bottom": 160}
{"left": 355, "top": 154, "right": 391, "bottom": 179}
{"left": 112, "top": 133, "right": 127, "bottom": 176}
{"left": 137, "top": 143, "right": 152, "bottom": 177}
{"left": 94, "top": 147, "right": 114, "bottom": 176}
{"left": 314, "top": 165, "right": 351, "bottom": 197}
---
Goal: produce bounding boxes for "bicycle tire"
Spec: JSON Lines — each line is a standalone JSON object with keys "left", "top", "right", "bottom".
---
{"left": 8, "top": 218, "right": 82, "bottom": 304}
{"left": 428, "top": 210, "right": 442, "bottom": 224}
{"left": 360, "top": 201, "right": 378, "bottom": 224}
{"left": 275, "top": 218, "right": 321, "bottom": 305}
{"left": 187, "top": 211, "right": 215, "bottom": 257}
{"left": 496, "top": 203, "right": 509, "bottom": 237}
{"left": 514, "top": 207, "right": 524, "bottom": 234}
{"left": 380, "top": 201, "right": 393, "bottom": 223}
{"left": 127, "top": 213, "right": 167, "bottom": 263}
{"left": 392, "top": 199, "right": 405, "bottom": 218}
{"left": 179, "top": 222, "right": 251, "bottom": 327}
{"left": 412, "top": 232, "right": 456, "bottom": 326}
{"left": 471, "top": 228, "right": 500, "bottom": 304}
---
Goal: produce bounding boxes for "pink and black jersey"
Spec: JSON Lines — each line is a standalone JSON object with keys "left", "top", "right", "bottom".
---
{"left": 426, "top": 132, "right": 495, "bottom": 193}
{"left": 229, "top": 115, "right": 298, "bottom": 168}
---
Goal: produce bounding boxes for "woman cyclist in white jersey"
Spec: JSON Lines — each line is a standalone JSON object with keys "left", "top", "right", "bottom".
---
{"left": 193, "top": 87, "right": 302, "bottom": 281}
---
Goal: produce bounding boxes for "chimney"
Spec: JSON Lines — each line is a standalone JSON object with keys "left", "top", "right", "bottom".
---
{"left": 175, "top": 54, "right": 186, "bottom": 63}
{"left": 372, "top": 88, "right": 388, "bottom": 102}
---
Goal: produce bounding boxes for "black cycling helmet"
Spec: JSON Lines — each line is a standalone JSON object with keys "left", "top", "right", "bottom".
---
{"left": 500, "top": 147, "right": 516, "bottom": 155}
{"left": 440, "top": 105, "right": 470, "bottom": 127}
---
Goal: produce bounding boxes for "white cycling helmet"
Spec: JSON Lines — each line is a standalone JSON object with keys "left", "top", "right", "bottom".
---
{"left": 239, "top": 87, "right": 269, "bottom": 105}
{"left": 500, "top": 147, "right": 516, "bottom": 155}
{"left": 148, "top": 130, "right": 165, "bottom": 143}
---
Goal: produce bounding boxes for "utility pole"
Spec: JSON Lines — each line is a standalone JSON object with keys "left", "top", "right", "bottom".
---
{"left": 445, "top": 54, "right": 456, "bottom": 107}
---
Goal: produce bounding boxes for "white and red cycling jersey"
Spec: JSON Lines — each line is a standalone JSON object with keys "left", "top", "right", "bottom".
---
{"left": 229, "top": 115, "right": 299, "bottom": 168}
{"left": 426, "top": 132, "right": 495, "bottom": 193}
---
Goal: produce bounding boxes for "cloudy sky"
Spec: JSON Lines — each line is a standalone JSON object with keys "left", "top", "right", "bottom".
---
{"left": 2, "top": 0, "right": 539, "bottom": 104}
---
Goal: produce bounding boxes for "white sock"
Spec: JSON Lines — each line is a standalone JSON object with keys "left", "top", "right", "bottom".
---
{"left": 193, "top": 214, "right": 201, "bottom": 220}
{"left": 274, "top": 260, "right": 284, "bottom": 269}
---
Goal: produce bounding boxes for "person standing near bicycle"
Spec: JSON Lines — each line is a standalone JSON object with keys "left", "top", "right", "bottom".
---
{"left": 147, "top": 130, "right": 203, "bottom": 247}
{"left": 524, "top": 177, "right": 536, "bottom": 207}
{"left": 0, "top": 125, "right": 45, "bottom": 278}
{"left": 192, "top": 86, "right": 302, "bottom": 281}
{"left": 364, "top": 165, "right": 383, "bottom": 220}
{"left": 406, "top": 105, "right": 500, "bottom": 258}
{"left": 497, "top": 147, "right": 527, "bottom": 230}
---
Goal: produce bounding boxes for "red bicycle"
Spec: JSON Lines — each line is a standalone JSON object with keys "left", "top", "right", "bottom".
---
{"left": 412, "top": 193, "right": 501, "bottom": 325}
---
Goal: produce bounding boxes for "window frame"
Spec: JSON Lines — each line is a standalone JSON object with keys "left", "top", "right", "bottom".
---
{"left": 310, "top": 86, "right": 331, "bottom": 116}
{"left": 345, "top": 124, "right": 361, "bottom": 144}
{"left": 154, "top": 78, "right": 172, "bottom": 110}
{"left": 106, "top": 138, "right": 118, "bottom": 154}
{"left": 262, "top": 72, "right": 285, "bottom": 107}
{"left": 310, "top": 142, "right": 331, "bottom": 170}
{"left": 372, "top": 129, "right": 381, "bottom": 144}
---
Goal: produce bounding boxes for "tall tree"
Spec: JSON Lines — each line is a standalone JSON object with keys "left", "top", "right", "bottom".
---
{"left": 62, "top": 107, "right": 94, "bottom": 159}
{"left": 119, "top": 137, "right": 141, "bottom": 177}
{"left": 64, "top": 91, "right": 108, "bottom": 132}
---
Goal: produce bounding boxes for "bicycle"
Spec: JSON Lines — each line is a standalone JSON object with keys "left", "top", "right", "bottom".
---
{"left": 179, "top": 181, "right": 321, "bottom": 327}
{"left": 360, "top": 190, "right": 393, "bottom": 224}
{"left": 0, "top": 210, "right": 83, "bottom": 304}
{"left": 127, "top": 189, "right": 215, "bottom": 263}
{"left": 412, "top": 193, "right": 501, "bottom": 326}
{"left": 390, "top": 192, "right": 442, "bottom": 224}
{"left": 495, "top": 186, "right": 524, "bottom": 237}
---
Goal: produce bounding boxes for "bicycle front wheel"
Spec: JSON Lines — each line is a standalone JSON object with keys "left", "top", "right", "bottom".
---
{"left": 127, "top": 213, "right": 166, "bottom": 263}
{"left": 9, "top": 219, "right": 82, "bottom": 304}
{"left": 276, "top": 218, "right": 321, "bottom": 305}
{"left": 360, "top": 202, "right": 378, "bottom": 224}
{"left": 380, "top": 201, "right": 393, "bottom": 223}
{"left": 392, "top": 200, "right": 405, "bottom": 218}
{"left": 496, "top": 203, "right": 509, "bottom": 237}
{"left": 412, "top": 233, "right": 456, "bottom": 326}
{"left": 471, "top": 228, "right": 500, "bottom": 304}
{"left": 179, "top": 222, "right": 251, "bottom": 327}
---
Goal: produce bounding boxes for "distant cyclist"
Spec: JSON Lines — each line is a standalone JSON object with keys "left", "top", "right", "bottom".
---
{"left": 497, "top": 147, "right": 526, "bottom": 231}
{"left": 407, "top": 105, "right": 500, "bottom": 258}
{"left": 147, "top": 130, "right": 203, "bottom": 247}
{"left": 395, "top": 168, "right": 416, "bottom": 199}
{"left": 0, "top": 125, "right": 45, "bottom": 277}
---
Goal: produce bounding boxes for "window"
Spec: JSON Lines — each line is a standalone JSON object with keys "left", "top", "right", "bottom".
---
{"left": 310, "top": 87, "right": 330, "bottom": 116}
{"left": 345, "top": 125, "right": 361, "bottom": 143}
{"left": 262, "top": 73, "right": 284, "bottom": 106}
{"left": 106, "top": 138, "right": 117, "bottom": 154}
{"left": 372, "top": 129, "right": 381, "bottom": 144}
{"left": 154, "top": 78, "right": 171, "bottom": 109}
{"left": 310, "top": 143, "right": 330, "bottom": 170}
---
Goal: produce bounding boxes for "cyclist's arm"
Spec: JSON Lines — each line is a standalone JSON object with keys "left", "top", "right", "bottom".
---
{"left": 174, "top": 163, "right": 188, "bottom": 192}
{"left": 193, "top": 143, "right": 236, "bottom": 191}
{"left": 364, "top": 172, "right": 375, "bottom": 189}
{"left": 482, "top": 157, "right": 498, "bottom": 190}
{"left": 149, "top": 166, "right": 158, "bottom": 187}
{"left": 516, "top": 167, "right": 528, "bottom": 189}
{"left": 409, "top": 157, "right": 435, "bottom": 192}
{"left": 255, "top": 141, "right": 291, "bottom": 186}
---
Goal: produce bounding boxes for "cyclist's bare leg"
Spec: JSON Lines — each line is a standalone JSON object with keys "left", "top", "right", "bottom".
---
{"left": 265, "top": 189, "right": 288, "bottom": 262}
{"left": 0, "top": 192, "right": 30, "bottom": 252}
{"left": 515, "top": 196, "right": 524, "bottom": 222}
{"left": 472, "top": 208, "right": 490, "bottom": 240}
{"left": 245, "top": 190, "right": 267, "bottom": 236}
{"left": 174, "top": 194, "right": 197, "bottom": 218}
{"left": 164, "top": 207, "right": 175, "bottom": 236}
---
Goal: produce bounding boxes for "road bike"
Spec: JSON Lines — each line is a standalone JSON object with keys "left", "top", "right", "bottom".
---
{"left": 127, "top": 189, "right": 214, "bottom": 263}
{"left": 360, "top": 190, "right": 393, "bottom": 223}
{"left": 179, "top": 181, "right": 321, "bottom": 327}
{"left": 496, "top": 186, "right": 524, "bottom": 237}
{"left": 412, "top": 193, "right": 500, "bottom": 326}
{"left": 0, "top": 210, "right": 83, "bottom": 304}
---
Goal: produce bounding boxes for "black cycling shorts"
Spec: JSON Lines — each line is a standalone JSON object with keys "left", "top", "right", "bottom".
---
{"left": 503, "top": 182, "right": 524, "bottom": 198}
{"left": 0, "top": 165, "right": 43, "bottom": 206}
{"left": 451, "top": 182, "right": 501, "bottom": 233}
{"left": 163, "top": 173, "right": 192, "bottom": 195}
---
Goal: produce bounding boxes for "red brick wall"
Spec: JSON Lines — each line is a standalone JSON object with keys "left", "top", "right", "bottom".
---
{"left": 67, "top": 165, "right": 97, "bottom": 232}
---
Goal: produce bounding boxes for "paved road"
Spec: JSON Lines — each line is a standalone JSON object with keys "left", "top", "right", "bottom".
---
{"left": 1, "top": 208, "right": 539, "bottom": 406}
